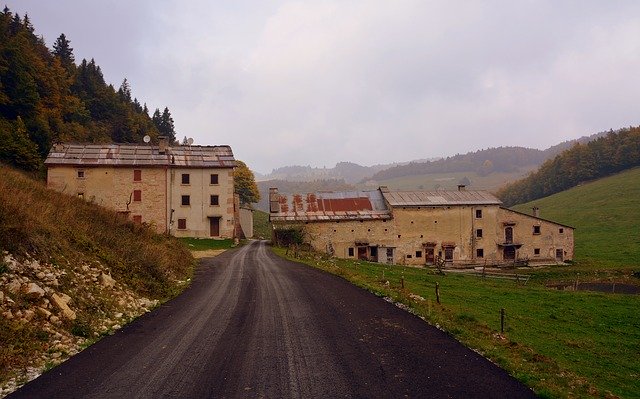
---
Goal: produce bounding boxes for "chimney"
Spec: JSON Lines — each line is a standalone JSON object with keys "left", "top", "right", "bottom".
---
{"left": 532, "top": 206, "right": 540, "bottom": 217}
{"left": 458, "top": 184, "right": 466, "bottom": 191}
{"left": 269, "top": 188, "right": 280, "bottom": 213}
{"left": 158, "top": 136, "right": 168, "bottom": 154}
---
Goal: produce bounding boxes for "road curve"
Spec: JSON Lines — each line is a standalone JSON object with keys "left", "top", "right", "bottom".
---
{"left": 9, "top": 240, "right": 534, "bottom": 398}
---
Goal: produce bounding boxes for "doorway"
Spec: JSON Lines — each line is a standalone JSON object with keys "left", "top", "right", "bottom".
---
{"left": 209, "top": 217, "right": 220, "bottom": 237}
{"left": 555, "top": 248, "right": 564, "bottom": 261}
{"left": 357, "top": 247, "right": 367, "bottom": 260}
{"left": 504, "top": 246, "right": 516, "bottom": 260}
{"left": 425, "top": 247, "right": 435, "bottom": 265}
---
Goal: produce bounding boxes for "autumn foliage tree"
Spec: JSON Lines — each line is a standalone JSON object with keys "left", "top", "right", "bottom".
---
{"left": 234, "top": 160, "right": 260, "bottom": 205}
{"left": 0, "top": 6, "right": 176, "bottom": 171}
{"left": 497, "top": 127, "right": 640, "bottom": 206}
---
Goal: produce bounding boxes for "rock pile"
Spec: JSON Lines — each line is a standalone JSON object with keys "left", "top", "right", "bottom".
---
{"left": 0, "top": 252, "right": 160, "bottom": 397}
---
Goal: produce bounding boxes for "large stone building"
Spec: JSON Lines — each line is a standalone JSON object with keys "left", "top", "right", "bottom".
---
{"left": 269, "top": 186, "right": 574, "bottom": 267}
{"left": 45, "top": 138, "right": 240, "bottom": 238}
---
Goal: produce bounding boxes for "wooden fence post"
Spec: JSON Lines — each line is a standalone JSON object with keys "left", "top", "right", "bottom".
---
{"left": 500, "top": 308, "right": 505, "bottom": 333}
{"left": 436, "top": 282, "right": 441, "bottom": 304}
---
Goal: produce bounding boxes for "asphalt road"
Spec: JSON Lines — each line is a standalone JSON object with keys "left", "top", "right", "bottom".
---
{"left": 9, "top": 240, "right": 535, "bottom": 398}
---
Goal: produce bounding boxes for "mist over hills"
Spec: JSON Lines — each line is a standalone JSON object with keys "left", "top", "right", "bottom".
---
{"left": 253, "top": 130, "right": 613, "bottom": 212}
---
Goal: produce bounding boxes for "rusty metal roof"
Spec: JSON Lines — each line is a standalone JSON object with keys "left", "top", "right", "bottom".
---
{"left": 270, "top": 190, "right": 392, "bottom": 222}
{"left": 44, "top": 143, "right": 235, "bottom": 168}
{"left": 382, "top": 190, "right": 502, "bottom": 206}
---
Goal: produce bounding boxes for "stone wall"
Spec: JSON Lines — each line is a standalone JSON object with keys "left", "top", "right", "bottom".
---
{"left": 276, "top": 204, "right": 574, "bottom": 266}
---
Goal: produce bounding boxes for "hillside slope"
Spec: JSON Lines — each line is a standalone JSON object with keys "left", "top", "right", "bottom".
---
{"left": 0, "top": 166, "right": 193, "bottom": 394}
{"left": 512, "top": 167, "right": 640, "bottom": 267}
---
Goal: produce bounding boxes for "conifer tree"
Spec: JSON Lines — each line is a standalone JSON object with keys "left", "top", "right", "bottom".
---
{"left": 52, "top": 33, "right": 75, "bottom": 70}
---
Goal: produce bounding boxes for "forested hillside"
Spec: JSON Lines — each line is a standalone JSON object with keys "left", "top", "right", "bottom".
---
{"left": 498, "top": 127, "right": 640, "bottom": 206}
{"left": 0, "top": 7, "right": 177, "bottom": 172}
{"left": 365, "top": 146, "right": 547, "bottom": 182}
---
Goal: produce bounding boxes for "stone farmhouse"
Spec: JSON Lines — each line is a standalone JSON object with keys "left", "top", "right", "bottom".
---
{"left": 45, "top": 137, "right": 250, "bottom": 238}
{"left": 269, "top": 186, "right": 574, "bottom": 267}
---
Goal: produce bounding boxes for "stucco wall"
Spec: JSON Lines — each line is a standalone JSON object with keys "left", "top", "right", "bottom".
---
{"left": 239, "top": 208, "right": 254, "bottom": 238}
{"left": 168, "top": 168, "right": 235, "bottom": 238}
{"left": 276, "top": 204, "right": 574, "bottom": 266}
{"left": 47, "top": 166, "right": 167, "bottom": 233}
{"left": 47, "top": 165, "right": 237, "bottom": 238}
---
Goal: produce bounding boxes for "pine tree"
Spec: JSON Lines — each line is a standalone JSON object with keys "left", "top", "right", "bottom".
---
{"left": 158, "top": 107, "right": 176, "bottom": 142}
{"left": 118, "top": 78, "right": 131, "bottom": 102}
{"left": 52, "top": 33, "right": 75, "bottom": 71}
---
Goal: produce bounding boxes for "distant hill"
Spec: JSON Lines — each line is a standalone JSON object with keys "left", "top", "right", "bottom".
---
{"left": 498, "top": 127, "right": 640, "bottom": 206}
{"left": 511, "top": 167, "right": 640, "bottom": 267}
{"left": 257, "top": 159, "right": 441, "bottom": 184}
{"left": 255, "top": 179, "right": 356, "bottom": 212}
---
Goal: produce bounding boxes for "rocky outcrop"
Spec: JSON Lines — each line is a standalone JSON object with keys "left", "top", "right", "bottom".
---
{"left": 0, "top": 252, "right": 161, "bottom": 397}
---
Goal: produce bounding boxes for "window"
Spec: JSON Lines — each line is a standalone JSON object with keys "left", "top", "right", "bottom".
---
{"left": 181, "top": 195, "right": 190, "bottom": 206}
{"left": 416, "top": 251, "right": 423, "bottom": 258}
{"left": 475, "top": 209, "right": 482, "bottom": 218}
{"left": 559, "top": 228, "right": 564, "bottom": 234}
{"left": 210, "top": 195, "right": 219, "bottom": 206}
{"left": 77, "top": 170, "right": 85, "bottom": 179}
{"left": 133, "top": 215, "right": 142, "bottom": 224}
{"left": 476, "top": 248, "right": 484, "bottom": 258}
{"left": 177, "top": 219, "right": 187, "bottom": 230}
{"left": 181, "top": 173, "right": 190, "bottom": 184}
{"left": 397, "top": 235, "right": 401, "bottom": 239}
{"left": 133, "top": 190, "right": 141, "bottom": 202}
{"left": 406, "top": 254, "right": 412, "bottom": 259}
{"left": 210, "top": 174, "right": 219, "bottom": 185}
{"left": 533, "top": 225, "right": 541, "bottom": 235}
{"left": 476, "top": 228, "right": 483, "bottom": 238}
{"left": 133, "top": 169, "right": 142, "bottom": 181}
{"left": 348, "top": 248, "right": 354, "bottom": 257}
{"left": 77, "top": 192, "right": 84, "bottom": 200}
{"left": 534, "top": 248, "right": 540, "bottom": 256}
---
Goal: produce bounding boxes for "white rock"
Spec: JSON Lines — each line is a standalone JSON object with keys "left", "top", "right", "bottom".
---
{"left": 98, "top": 273, "right": 115, "bottom": 287}
{"left": 37, "top": 307, "right": 52, "bottom": 318}
{"left": 50, "top": 293, "right": 76, "bottom": 320}
{"left": 59, "top": 293, "right": 72, "bottom": 305}
{"left": 6, "top": 280, "right": 21, "bottom": 294}
{"left": 23, "top": 309, "right": 35, "bottom": 321}
{"left": 22, "top": 282, "right": 45, "bottom": 299}
{"left": 36, "top": 272, "right": 45, "bottom": 279}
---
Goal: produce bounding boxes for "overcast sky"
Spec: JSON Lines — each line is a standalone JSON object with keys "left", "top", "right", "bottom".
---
{"left": 7, "top": 1, "right": 640, "bottom": 173}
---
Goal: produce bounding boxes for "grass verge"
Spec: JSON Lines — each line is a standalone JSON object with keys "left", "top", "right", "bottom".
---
{"left": 178, "top": 238, "right": 235, "bottom": 251}
{"left": 273, "top": 247, "right": 639, "bottom": 398}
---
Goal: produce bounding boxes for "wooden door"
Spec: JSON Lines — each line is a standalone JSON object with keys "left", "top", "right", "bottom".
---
{"left": 425, "top": 248, "right": 435, "bottom": 264}
{"left": 357, "top": 247, "right": 367, "bottom": 260}
{"left": 210, "top": 217, "right": 220, "bottom": 237}
{"left": 504, "top": 246, "right": 516, "bottom": 260}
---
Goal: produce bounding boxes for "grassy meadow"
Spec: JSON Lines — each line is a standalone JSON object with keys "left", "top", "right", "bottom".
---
{"left": 275, "top": 249, "right": 639, "bottom": 398}
{"left": 272, "top": 167, "right": 640, "bottom": 398}
{"left": 252, "top": 209, "right": 272, "bottom": 239}
{"left": 512, "top": 167, "right": 640, "bottom": 269}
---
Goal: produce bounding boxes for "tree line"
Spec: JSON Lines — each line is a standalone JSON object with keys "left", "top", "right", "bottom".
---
{"left": 0, "top": 7, "right": 177, "bottom": 171}
{"left": 366, "top": 146, "right": 550, "bottom": 182}
{"left": 497, "top": 127, "right": 640, "bottom": 206}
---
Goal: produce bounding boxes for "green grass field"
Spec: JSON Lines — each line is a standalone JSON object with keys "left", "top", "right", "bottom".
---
{"left": 512, "top": 167, "right": 640, "bottom": 269}
{"left": 178, "top": 238, "right": 235, "bottom": 251}
{"left": 253, "top": 210, "right": 272, "bottom": 239}
{"left": 272, "top": 167, "right": 640, "bottom": 398}
{"left": 275, "top": 249, "right": 640, "bottom": 398}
